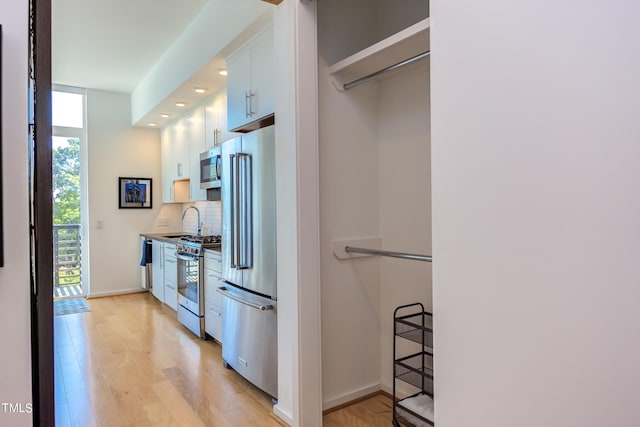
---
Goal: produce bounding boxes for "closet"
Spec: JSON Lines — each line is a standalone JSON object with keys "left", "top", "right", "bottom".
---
{"left": 317, "top": 0, "right": 432, "bottom": 413}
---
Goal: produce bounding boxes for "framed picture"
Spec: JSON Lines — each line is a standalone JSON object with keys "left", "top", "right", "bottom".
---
{"left": 118, "top": 177, "right": 152, "bottom": 209}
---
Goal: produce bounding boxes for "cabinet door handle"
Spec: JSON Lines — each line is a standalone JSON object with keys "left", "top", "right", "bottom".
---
{"left": 167, "top": 284, "right": 176, "bottom": 290}
{"left": 248, "top": 92, "right": 254, "bottom": 117}
{"left": 245, "top": 92, "right": 251, "bottom": 118}
{"left": 208, "top": 307, "right": 222, "bottom": 316}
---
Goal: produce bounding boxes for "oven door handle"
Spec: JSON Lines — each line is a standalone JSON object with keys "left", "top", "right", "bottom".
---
{"left": 176, "top": 254, "right": 199, "bottom": 262}
{"left": 216, "top": 287, "right": 273, "bottom": 311}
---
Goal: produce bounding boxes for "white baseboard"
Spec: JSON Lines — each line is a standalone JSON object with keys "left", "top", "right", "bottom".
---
{"left": 87, "top": 288, "right": 149, "bottom": 299}
{"left": 323, "top": 383, "right": 382, "bottom": 411}
{"left": 381, "top": 382, "right": 393, "bottom": 396}
{"left": 273, "top": 404, "right": 293, "bottom": 426}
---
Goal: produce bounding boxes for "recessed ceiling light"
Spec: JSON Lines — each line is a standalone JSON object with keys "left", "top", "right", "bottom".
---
{"left": 218, "top": 69, "right": 228, "bottom": 76}
{"left": 161, "top": 113, "right": 171, "bottom": 118}
{"left": 148, "top": 122, "right": 158, "bottom": 127}
{"left": 194, "top": 88, "right": 206, "bottom": 94}
{"left": 176, "top": 102, "right": 186, "bottom": 107}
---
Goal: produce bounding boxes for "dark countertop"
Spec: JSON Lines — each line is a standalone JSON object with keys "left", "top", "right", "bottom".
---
{"left": 140, "top": 232, "right": 183, "bottom": 245}
{"left": 141, "top": 233, "right": 222, "bottom": 254}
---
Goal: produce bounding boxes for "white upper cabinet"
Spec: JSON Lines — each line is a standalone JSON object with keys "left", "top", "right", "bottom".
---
{"left": 187, "top": 107, "right": 207, "bottom": 201}
{"left": 161, "top": 127, "right": 173, "bottom": 204}
{"left": 161, "top": 118, "right": 190, "bottom": 203}
{"left": 226, "top": 26, "right": 274, "bottom": 132}
{"left": 249, "top": 29, "right": 275, "bottom": 122}
{"left": 205, "top": 90, "right": 236, "bottom": 151}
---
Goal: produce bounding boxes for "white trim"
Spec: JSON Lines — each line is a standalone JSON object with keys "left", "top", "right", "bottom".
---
{"left": 52, "top": 126, "right": 84, "bottom": 138}
{"left": 273, "top": 1, "right": 322, "bottom": 425}
{"left": 322, "top": 384, "right": 382, "bottom": 411}
{"left": 53, "top": 84, "right": 85, "bottom": 95}
{"left": 273, "top": 405, "right": 293, "bottom": 426}
{"left": 293, "top": 2, "right": 323, "bottom": 426}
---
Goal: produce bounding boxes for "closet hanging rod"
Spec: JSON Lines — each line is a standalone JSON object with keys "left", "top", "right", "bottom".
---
{"left": 345, "top": 246, "right": 432, "bottom": 262}
{"left": 343, "top": 50, "right": 431, "bottom": 91}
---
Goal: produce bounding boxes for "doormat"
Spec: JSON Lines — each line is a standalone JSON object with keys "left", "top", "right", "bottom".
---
{"left": 54, "top": 298, "right": 91, "bottom": 316}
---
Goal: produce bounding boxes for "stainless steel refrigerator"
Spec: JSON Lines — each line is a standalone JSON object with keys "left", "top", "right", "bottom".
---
{"left": 218, "top": 125, "right": 277, "bottom": 398}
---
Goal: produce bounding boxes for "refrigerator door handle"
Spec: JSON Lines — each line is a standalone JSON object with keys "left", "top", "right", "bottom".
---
{"left": 217, "top": 287, "right": 273, "bottom": 311}
{"left": 235, "top": 153, "right": 242, "bottom": 269}
{"left": 238, "top": 153, "right": 253, "bottom": 270}
{"left": 229, "top": 153, "right": 237, "bottom": 269}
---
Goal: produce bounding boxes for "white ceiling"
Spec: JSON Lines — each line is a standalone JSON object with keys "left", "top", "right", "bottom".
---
{"left": 52, "top": 0, "right": 209, "bottom": 93}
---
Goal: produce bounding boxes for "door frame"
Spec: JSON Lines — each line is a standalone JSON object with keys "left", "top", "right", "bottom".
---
{"left": 31, "top": 0, "right": 54, "bottom": 425}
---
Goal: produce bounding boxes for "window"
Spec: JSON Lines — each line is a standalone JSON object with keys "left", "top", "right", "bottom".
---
{"left": 52, "top": 90, "right": 84, "bottom": 128}
{"left": 52, "top": 86, "right": 88, "bottom": 297}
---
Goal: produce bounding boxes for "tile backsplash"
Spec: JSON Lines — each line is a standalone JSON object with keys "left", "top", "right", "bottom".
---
{"left": 181, "top": 201, "right": 222, "bottom": 236}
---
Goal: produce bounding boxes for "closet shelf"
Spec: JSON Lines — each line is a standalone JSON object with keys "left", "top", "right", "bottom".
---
{"left": 328, "top": 18, "right": 430, "bottom": 91}
{"left": 395, "top": 351, "right": 434, "bottom": 391}
{"left": 396, "top": 393, "right": 434, "bottom": 426}
{"left": 396, "top": 311, "right": 434, "bottom": 347}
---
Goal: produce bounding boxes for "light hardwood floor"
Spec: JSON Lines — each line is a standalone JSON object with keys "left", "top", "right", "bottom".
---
{"left": 54, "top": 292, "right": 393, "bottom": 426}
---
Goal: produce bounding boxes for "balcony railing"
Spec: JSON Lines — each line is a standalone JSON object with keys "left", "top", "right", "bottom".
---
{"left": 54, "top": 224, "right": 83, "bottom": 298}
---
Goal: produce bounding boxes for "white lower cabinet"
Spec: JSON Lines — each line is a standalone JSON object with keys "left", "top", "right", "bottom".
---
{"left": 151, "top": 239, "right": 164, "bottom": 303}
{"left": 164, "top": 243, "right": 178, "bottom": 310}
{"left": 204, "top": 250, "right": 223, "bottom": 342}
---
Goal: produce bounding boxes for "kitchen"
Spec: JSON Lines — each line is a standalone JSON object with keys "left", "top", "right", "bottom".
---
{"left": 52, "top": 0, "right": 433, "bottom": 424}
{"left": 76, "top": 2, "right": 291, "bottom": 423}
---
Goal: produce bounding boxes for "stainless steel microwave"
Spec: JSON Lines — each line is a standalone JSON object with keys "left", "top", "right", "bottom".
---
{"left": 200, "top": 147, "right": 222, "bottom": 189}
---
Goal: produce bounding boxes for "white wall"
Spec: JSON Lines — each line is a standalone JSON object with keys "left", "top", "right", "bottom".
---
{"left": 317, "top": 26, "right": 382, "bottom": 407}
{"left": 378, "top": 61, "right": 431, "bottom": 393}
{"left": 0, "top": 2, "right": 33, "bottom": 426}
{"left": 87, "top": 90, "right": 182, "bottom": 297}
{"left": 431, "top": 1, "right": 640, "bottom": 426}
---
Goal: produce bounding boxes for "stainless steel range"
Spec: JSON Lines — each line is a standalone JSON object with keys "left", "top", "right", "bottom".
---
{"left": 176, "top": 234, "right": 221, "bottom": 338}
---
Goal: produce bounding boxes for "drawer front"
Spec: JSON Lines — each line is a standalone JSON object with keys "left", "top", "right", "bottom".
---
{"left": 221, "top": 286, "right": 277, "bottom": 397}
{"left": 204, "top": 300, "right": 223, "bottom": 342}
{"left": 204, "top": 275, "right": 224, "bottom": 305}
{"left": 164, "top": 280, "right": 178, "bottom": 311}
{"left": 204, "top": 252, "right": 222, "bottom": 273}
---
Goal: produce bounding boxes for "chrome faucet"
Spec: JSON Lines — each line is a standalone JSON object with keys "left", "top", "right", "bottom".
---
{"left": 182, "top": 206, "right": 201, "bottom": 236}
